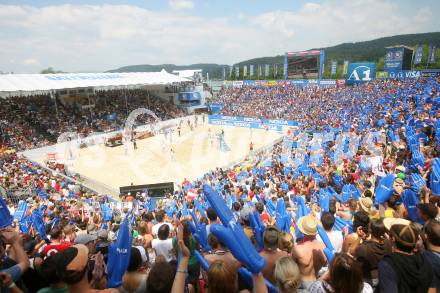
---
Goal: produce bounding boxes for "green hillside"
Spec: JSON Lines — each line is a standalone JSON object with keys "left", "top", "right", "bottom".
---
{"left": 108, "top": 32, "right": 440, "bottom": 79}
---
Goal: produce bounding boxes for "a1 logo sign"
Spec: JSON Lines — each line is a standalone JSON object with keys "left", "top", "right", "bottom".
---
{"left": 348, "top": 66, "right": 372, "bottom": 81}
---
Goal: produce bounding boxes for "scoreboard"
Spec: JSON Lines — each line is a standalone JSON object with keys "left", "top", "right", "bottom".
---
{"left": 285, "top": 50, "right": 323, "bottom": 79}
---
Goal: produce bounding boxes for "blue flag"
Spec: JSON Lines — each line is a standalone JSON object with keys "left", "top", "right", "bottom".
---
{"left": 14, "top": 201, "right": 28, "bottom": 222}
{"left": 107, "top": 219, "right": 132, "bottom": 288}
{"left": 31, "top": 210, "right": 47, "bottom": 240}
{"left": 0, "top": 197, "right": 13, "bottom": 228}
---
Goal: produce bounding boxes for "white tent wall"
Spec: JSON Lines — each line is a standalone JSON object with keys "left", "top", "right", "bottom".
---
{"left": 0, "top": 70, "right": 190, "bottom": 97}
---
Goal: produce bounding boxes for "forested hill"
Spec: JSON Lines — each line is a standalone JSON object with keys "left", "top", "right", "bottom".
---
{"left": 108, "top": 32, "right": 440, "bottom": 78}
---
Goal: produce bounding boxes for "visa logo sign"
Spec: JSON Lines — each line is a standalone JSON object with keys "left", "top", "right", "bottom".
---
{"left": 346, "top": 63, "right": 376, "bottom": 85}
{"left": 388, "top": 70, "right": 421, "bottom": 79}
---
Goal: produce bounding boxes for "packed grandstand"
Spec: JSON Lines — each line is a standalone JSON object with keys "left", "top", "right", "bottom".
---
{"left": 0, "top": 72, "right": 440, "bottom": 293}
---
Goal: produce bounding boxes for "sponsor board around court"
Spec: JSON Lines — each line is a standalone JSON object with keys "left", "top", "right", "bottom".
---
{"left": 224, "top": 79, "right": 337, "bottom": 87}
{"left": 208, "top": 115, "right": 300, "bottom": 131}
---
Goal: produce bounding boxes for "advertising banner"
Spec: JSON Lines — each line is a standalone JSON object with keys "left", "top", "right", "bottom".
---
{"left": 208, "top": 115, "right": 300, "bottom": 131}
{"left": 178, "top": 92, "right": 201, "bottom": 101}
{"left": 273, "top": 64, "right": 278, "bottom": 78}
{"left": 232, "top": 81, "right": 243, "bottom": 87}
{"left": 255, "top": 80, "right": 267, "bottom": 86}
{"left": 235, "top": 66, "right": 239, "bottom": 78}
{"left": 331, "top": 61, "right": 337, "bottom": 75}
{"left": 222, "top": 67, "right": 226, "bottom": 80}
{"left": 414, "top": 45, "right": 423, "bottom": 65}
{"left": 343, "top": 61, "right": 349, "bottom": 75}
{"left": 319, "top": 50, "right": 325, "bottom": 79}
{"left": 428, "top": 44, "right": 437, "bottom": 64}
{"left": 421, "top": 69, "right": 440, "bottom": 77}
{"left": 346, "top": 63, "right": 376, "bottom": 85}
{"left": 250, "top": 65, "right": 254, "bottom": 77}
{"left": 384, "top": 47, "right": 404, "bottom": 71}
{"left": 265, "top": 64, "right": 269, "bottom": 77}
{"left": 387, "top": 70, "right": 422, "bottom": 79}
{"left": 209, "top": 103, "right": 223, "bottom": 113}
{"left": 243, "top": 80, "right": 255, "bottom": 85}
{"left": 336, "top": 80, "right": 346, "bottom": 87}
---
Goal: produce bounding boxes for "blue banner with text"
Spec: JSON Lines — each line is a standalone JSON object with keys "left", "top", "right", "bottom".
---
{"left": 208, "top": 115, "right": 300, "bottom": 131}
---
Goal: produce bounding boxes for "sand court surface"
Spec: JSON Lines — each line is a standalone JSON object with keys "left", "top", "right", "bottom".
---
{"left": 58, "top": 124, "right": 283, "bottom": 192}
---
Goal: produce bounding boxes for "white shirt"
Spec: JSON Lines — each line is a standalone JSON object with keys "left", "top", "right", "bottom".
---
{"left": 317, "top": 229, "right": 343, "bottom": 253}
{"left": 152, "top": 222, "right": 174, "bottom": 238}
{"left": 152, "top": 238, "right": 175, "bottom": 262}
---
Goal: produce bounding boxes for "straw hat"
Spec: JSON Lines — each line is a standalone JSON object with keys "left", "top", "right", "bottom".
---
{"left": 359, "top": 197, "right": 373, "bottom": 213}
{"left": 297, "top": 214, "right": 319, "bottom": 236}
{"left": 383, "top": 217, "right": 411, "bottom": 231}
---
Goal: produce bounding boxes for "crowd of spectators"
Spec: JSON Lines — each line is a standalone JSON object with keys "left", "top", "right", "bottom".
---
{"left": 0, "top": 89, "right": 185, "bottom": 151}
{"left": 214, "top": 80, "right": 417, "bottom": 131}
{"left": 0, "top": 76, "right": 439, "bottom": 293}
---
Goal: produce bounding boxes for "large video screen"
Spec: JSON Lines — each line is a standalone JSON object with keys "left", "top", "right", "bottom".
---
{"left": 287, "top": 50, "right": 320, "bottom": 79}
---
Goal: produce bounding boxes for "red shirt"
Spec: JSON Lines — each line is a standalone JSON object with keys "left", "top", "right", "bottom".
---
{"left": 260, "top": 212, "right": 270, "bottom": 224}
{"left": 42, "top": 241, "right": 72, "bottom": 257}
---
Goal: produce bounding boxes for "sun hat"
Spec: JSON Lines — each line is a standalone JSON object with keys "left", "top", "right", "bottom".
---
{"left": 383, "top": 217, "right": 411, "bottom": 231}
{"left": 359, "top": 197, "right": 373, "bottom": 213}
{"left": 297, "top": 214, "right": 319, "bottom": 236}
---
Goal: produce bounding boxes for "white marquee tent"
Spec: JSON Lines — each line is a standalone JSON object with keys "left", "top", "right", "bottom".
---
{"left": 0, "top": 70, "right": 190, "bottom": 96}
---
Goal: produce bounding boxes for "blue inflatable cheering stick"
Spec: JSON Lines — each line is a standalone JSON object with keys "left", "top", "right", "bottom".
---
{"left": 374, "top": 174, "right": 395, "bottom": 204}
{"left": 249, "top": 211, "right": 265, "bottom": 252}
{"left": 275, "top": 198, "right": 291, "bottom": 233}
{"left": 188, "top": 209, "right": 211, "bottom": 252}
{"left": 317, "top": 225, "right": 335, "bottom": 262}
{"left": 266, "top": 199, "right": 276, "bottom": 217}
{"left": 203, "top": 185, "right": 265, "bottom": 274}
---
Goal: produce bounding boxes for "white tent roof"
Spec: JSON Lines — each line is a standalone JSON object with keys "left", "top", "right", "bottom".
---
{"left": 0, "top": 70, "right": 190, "bottom": 94}
{"left": 172, "top": 69, "right": 202, "bottom": 79}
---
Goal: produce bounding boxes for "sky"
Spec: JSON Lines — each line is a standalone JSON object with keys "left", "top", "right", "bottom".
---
{"left": 0, "top": 0, "right": 438, "bottom": 73}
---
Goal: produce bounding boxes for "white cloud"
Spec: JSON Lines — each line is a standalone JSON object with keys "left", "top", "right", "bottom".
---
{"left": 0, "top": 1, "right": 438, "bottom": 73}
{"left": 169, "top": 0, "right": 194, "bottom": 10}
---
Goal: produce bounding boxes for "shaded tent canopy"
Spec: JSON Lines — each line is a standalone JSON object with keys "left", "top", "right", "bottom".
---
{"left": 0, "top": 70, "right": 190, "bottom": 97}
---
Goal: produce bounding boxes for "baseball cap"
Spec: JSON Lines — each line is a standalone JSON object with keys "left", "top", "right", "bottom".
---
{"left": 394, "top": 177, "right": 404, "bottom": 185}
{"left": 56, "top": 244, "right": 89, "bottom": 284}
{"left": 384, "top": 218, "right": 419, "bottom": 248}
{"left": 397, "top": 173, "right": 405, "bottom": 180}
